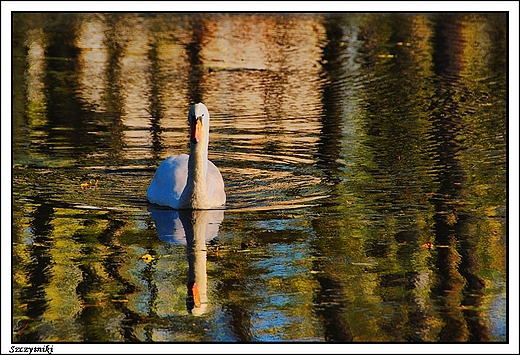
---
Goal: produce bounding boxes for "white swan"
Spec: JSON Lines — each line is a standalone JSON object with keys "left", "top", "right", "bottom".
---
{"left": 147, "top": 103, "right": 226, "bottom": 209}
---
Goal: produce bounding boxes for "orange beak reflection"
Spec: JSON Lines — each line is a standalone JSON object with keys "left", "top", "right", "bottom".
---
{"left": 192, "top": 283, "right": 201, "bottom": 307}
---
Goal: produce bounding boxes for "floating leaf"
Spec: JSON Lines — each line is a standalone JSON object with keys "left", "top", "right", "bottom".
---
{"left": 141, "top": 254, "right": 154, "bottom": 263}
{"left": 421, "top": 241, "right": 434, "bottom": 249}
{"left": 80, "top": 179, "right": 99, "bottom": 190}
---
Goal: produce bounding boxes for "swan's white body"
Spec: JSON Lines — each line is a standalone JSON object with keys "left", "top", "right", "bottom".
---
{"left": 147, "top": 103, "right": 226, "bottom": 209}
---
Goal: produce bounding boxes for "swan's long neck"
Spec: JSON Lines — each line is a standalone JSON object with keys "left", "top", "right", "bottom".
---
{"left": 188, "top": 132, "right": 208, "bottom": 187}
{"left": 184, "top": 125, "right": 210, "bottom": 208}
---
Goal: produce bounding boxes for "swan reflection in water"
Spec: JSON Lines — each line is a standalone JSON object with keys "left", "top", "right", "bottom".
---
{"left": 148, "top": 207, "right": 224, "bottom": 316}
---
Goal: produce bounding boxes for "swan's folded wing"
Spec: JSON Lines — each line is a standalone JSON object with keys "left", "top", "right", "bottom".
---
{"left": 207, "top": 160, "right": 226, "bottom": 207}
{"left": 147, "top": 154, "right": 189, "bottom": 208}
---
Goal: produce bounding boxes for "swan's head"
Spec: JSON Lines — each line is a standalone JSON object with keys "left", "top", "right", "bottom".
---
{"left": 188, "top": 103, "right": 210, "bottom": 144}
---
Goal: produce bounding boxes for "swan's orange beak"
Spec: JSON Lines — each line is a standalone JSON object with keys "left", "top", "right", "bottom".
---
{"left": 191, "top": 117, "right": 202, "bottom": 144}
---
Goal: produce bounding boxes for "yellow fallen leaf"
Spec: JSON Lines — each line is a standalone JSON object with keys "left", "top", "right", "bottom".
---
{"left": 141, "top": 254, "right": 154, "bottom": 263}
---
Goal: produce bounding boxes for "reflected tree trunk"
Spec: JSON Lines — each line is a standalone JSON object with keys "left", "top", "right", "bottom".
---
{"left": 430, "top": 13, "right": 489, "bottom": 342}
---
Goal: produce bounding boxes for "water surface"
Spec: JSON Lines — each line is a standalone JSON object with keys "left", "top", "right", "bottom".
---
{"left": 12, "top": 13, "right": 507, "bottom": 343}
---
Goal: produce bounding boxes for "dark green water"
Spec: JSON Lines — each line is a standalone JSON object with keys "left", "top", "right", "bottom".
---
{"left": 11, "top": 13, "right": 507, "bottom": 343}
